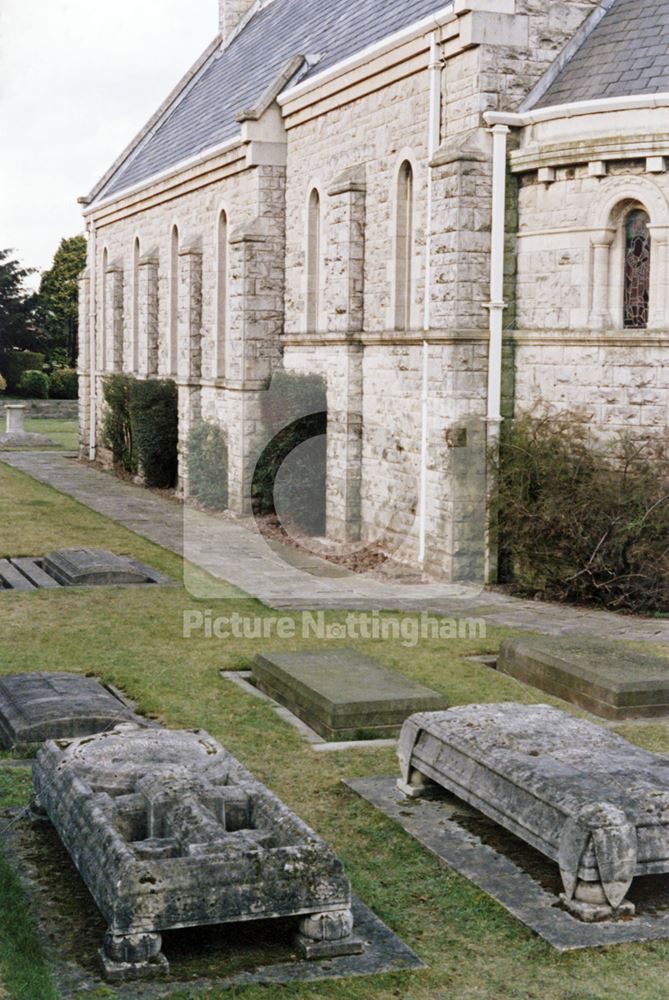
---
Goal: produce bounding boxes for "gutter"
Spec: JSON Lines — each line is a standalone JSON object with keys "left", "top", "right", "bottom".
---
{"left": 485, "top": 92, "right": 669, "bottom": 128}
{"left": 278, "top": 3, "right": 455, "bottom": 109}
{"left": 418, "top": 32, "right": 443, "bottom": 566}
{"left": 88, "top": 222, "right": 97, "bottom": 461}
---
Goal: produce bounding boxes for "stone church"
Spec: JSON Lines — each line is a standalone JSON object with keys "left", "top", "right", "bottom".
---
{"left": 78, "top": 0, "right": 669, "bottom": 583}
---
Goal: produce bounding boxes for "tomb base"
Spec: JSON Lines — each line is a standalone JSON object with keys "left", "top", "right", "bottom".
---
{"left": 294, "top": 909, "right": 364, "bottom": 960}
{"left": 100, "top": 931, "right": 170, "bottom": 982}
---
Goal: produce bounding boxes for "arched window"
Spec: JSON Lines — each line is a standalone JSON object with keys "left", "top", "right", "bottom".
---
{"left": 306, "top": 188, "right": 321, "bottom": 332}
{"left": 623, "top": 208, "right": 651, "bottom": 329}
{"left": 216, "top": 210, "right": 228, "bottom": 379}
{"left": 169, "top": 224, "right": 179, "bottom": 374}
{"left": 101, "top": 247, "right": 108, "bottom": 370}
{"left": 394, "top": 161, "right": 414, "bottom": 330}
{"left": 132, "top": 237, "right": 140, "bottom": 370}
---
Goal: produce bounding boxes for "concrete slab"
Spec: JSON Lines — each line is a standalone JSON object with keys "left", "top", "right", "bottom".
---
{"left": 499, "top": 635, "right": 669, "bottom": 719}
{"left": 346, "top": 775, "right": 669, "bottom": 951}
{"left": 0, "top": 672, "right": 143, "bottom": 750}
{"left": 253, "top": 648, "right": 446, "bottom": 740}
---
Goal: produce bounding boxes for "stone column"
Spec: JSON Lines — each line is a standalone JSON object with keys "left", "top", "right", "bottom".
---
{"left": 648, "top": 225, "right": 669, "bottom": 328}
{"left": 326, "top": 169, "right": 366, "bottom": 334}
{"left": 105, "top": 268, "right": 124, "bottom": 372}
{"left": 589, "top": 229, "right": 615, "bottom": 329}
{"left": 137, "top": 257, "right": 159, "bottom": 378}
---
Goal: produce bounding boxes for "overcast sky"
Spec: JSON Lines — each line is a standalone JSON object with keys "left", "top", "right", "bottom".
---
{"left": 0, "top": 0, "right": 215, "bottom": 287}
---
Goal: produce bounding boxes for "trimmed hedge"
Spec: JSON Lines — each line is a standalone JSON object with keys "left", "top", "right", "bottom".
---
{"left": 129, "top": 379, "right": 179, "bottom": 489}
{"left": 252, "top": 370, "right": 327, "bottom": 535}
{"left": 101, "top": 374, "right": 136, "bottom": 474}
{"left": 0, "top": 351, "right": 45, "bottom": 392}
{"left": 187, "top": 421, "right": 229, "bottom": 510}
{"left": 493, "top": 409, "right": 669, "bottom": 613}
{"left": 18, "top": 370, "right": 49, "bottom": 399}
{"left": 49, "top": 368, "right": 79, "bottom": 399}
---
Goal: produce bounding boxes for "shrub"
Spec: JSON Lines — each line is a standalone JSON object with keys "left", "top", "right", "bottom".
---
{"left": 49, "top": 368, "right": 79, "bottom": 399}
{"left": 492, "top": 409, "right": 669, "bottom": 613}
{"left": 129, "top": 379, "right": 178, "bottom": 489}
{"left": 0, "top": 375, "right": 6, "bottom": 394}
{"left": 101, "top": 374, "right": 136, "bottom": 474}
{"left": 0, "top": 351, "right": 45, "bottom": 392}
{"left": 187, "top": 421, "right": 229, "bottom": 510}
{"left": 252, "top": 370, "right": 327, "bottom": 535}
{"left": 18, "top": 369, "right": 49, "bottom": 399}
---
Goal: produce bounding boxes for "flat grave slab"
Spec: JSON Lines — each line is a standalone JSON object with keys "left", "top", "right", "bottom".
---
{"left": 0, "top": 549, "right": 171, "bottom": 591}
{"left": 397, "top": 704, "right": 669, "bottom": 922}
{"left": 498, "top": 635, "right": 669, "bottom": 719}
{"left": 33, "top": 726, "right": 367, "bottom": 980}
{"left": 0, "top": 672, "right": 143, "bottom": 750}
{"left": 253, "top": 647, "right": 446, "bottom": 740}
{"left": 346, "top": 775, "right": 669, "bottom": 951}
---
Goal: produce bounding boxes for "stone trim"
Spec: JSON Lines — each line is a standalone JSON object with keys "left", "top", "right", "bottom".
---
{"left": 511, "top": 135, "right": 669, "bottom": 174}
{"left": 509, "top": 329, "right": 669, "bottom": 348}
{"left": 280, "top": 330, "right": 488, "bottom": 347}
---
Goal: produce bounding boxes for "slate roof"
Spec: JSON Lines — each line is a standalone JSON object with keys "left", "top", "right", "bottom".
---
{"left": 96, "top": 0, "right": 450, "bottom": 202}
{"left": 534, "top": 0, "right": 669, "bottom": 109}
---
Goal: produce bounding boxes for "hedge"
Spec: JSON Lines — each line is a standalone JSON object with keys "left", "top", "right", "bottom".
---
{"left": 0, "top": 351, "right": 46, "bottom": 392}
{"left": 492, "top": 409, "right": 669, "bottom": 613}
{"left": 49, "top": 368, "right": 79, "bottom": 399}
{"left": 18, "top": 370, "right": 49, "bottom": 399}
{"left": 187, "top": 421, "right": 229, "bottom": 510}
{"left": 252, "top": 370, "right": 327, "bottom": 535}
{"left": 101, "top": 374, "right": 136, "bottom": 474}
{"left": 128, "top": 379, "right": 179, "bottom": 489}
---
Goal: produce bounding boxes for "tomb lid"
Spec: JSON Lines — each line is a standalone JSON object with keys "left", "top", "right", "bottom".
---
{"left": 0, "top": 671, "right": 141, "bottom": 749}
{"left": 43, "top": 548, "right": 151, "bottom": 587}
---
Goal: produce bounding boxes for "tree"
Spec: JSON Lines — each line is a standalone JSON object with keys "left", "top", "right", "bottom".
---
{"left": 36, "top": 235, "right": 87, "bottom": 367}
{"left": 0, "top": 249, "right": 39, "bottom": 354}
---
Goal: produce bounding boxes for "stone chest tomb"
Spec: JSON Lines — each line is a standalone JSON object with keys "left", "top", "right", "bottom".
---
{"left": 498, "top": 636, "right": 669, "bottom": 720}
{"left": 0, "top": 672, "right": 142, "bottom": 750}
{"left": 0, "top": 548, "right": 170, "bottom": 591}
{"left": 253, "top": 648, "right": 446, "bottom": 740}
{"left": 33, "top": 726, "right": 362, "bottom": 981}
{"left": 398, "top": 704, "right": 669, "bottom": 921}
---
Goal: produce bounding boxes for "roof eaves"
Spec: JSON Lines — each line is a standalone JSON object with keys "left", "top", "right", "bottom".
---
{"left": 520, "top": 0, "right": 618, "bottom": 112}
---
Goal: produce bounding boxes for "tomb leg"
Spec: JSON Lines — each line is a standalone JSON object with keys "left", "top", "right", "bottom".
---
{"left": 294, "top": 908, "right": 364, "bottom": 959}
{"left": 397, "top": 769, "right": 439, "bottom": 799}
{"left": 99, "top": 930, "right": 169, "bottom": 982}
{"left": 560, "top": 879, "right": 635, "bottom": 922}
{"left": 29, "top": 796, "right": 49, "bottom": 822}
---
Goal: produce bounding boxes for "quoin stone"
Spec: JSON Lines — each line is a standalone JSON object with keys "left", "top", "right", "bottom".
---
{"left": 398, "top": 704, "right": 669, "bottom": 921}
{"left": 32, "top": 726, "right": 363, "bottom": 981}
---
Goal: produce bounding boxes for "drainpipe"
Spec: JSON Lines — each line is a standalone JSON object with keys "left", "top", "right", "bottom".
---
{"left": 484, "top": 122, "right": 509, "bottom": 582}
{"left": 88, "top": 221, "right": 97, "bottom": 461}
{"left": 418, "top": 31, "right": 442, "bottom": 565}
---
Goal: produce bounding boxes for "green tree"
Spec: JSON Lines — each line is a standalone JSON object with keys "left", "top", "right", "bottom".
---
{"left": 0, "top": 249, "right": 38, "bottom": 354}
{"left": 37, "top": 235, "right": 87, "bottom": 367}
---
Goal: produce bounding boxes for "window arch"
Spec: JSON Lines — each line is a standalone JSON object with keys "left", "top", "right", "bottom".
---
{"left": 623, "top": 208, "right": 651, "bottom": 329}
{"left": 132, "top": 237, "right": 140, "bottom": 370}
{"left": 306, "top": 187, "right": 322, "bottom": 332}
{"left": 216, "top": 210, "right": 228, "bottom": 379}
{"left": 169, "top": 224, "right": 179, "bottom": 374}
{"left": 394, "top": 160, "right": 414, "bottom": 330}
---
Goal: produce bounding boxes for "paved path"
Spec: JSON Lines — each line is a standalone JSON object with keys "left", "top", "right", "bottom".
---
{"left": 3, "top": 450, "right": 669, "bottom": 643}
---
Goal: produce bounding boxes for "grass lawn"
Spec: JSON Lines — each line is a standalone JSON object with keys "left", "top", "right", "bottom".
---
{"left": 1, "top": 461, "right": 669, "bottom": 999}
{"left": 24, "top": 417, "right": 79, "bottom": 451}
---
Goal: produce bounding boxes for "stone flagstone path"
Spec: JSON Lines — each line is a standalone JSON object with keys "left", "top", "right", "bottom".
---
{"left": 2, "top": 451, "right": 669, "bottom": 644}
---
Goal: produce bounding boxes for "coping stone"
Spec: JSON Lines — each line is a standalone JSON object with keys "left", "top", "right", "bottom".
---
{"left": 253, "top": 647, "right": 447, "bottom": 740}
{"left": 498, "top": 635, "right": 669, "bottom": 718}
{"left": 0, "top": 672, "right": 142, "bottom": 750}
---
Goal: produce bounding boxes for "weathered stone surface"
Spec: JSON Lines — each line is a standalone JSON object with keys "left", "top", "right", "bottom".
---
{"left": 398, "top": 704, "right": 669, "bottom": 920}
{"left": 0, "top": 672, "right": 142, "bottom": 750}
{"left": 498, "top": 636, "right": 669, "bottom": 719}
{"left": 253, "top": 648, "right": 447, "bottom": 740}
{"left": 33, "top": 726, "right": 362, "bottom": 979}
{"left": 43, "top": 548, "right": 162, "bottom": 587}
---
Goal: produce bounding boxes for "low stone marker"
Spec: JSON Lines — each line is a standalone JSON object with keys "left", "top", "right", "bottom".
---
{"left": 0, "top": 403, "right": 56, "bottom": 449}
{"left": 498, "top": 635, "right": 669, "bottom": 719}
{"left": 0, "top": 672, "right": 142, "bottom": 750}
{"left": 253, "top": 648, "right": 446, "bottom": 740}
{"left": 398, "top": 703, "right": 669, "bottom": 921}
{"left": 5, "top": 404, "right": 26, "bottom": 434}
{"left": 33, "top": 726, "right": 363, "bottom": 981}
{"left": 43, "top": 548, "right": 160, "bottom": 587}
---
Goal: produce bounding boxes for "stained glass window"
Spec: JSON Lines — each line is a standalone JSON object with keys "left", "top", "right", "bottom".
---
{"left": 624, "top": 209, "right": 651, "bottom": 329}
